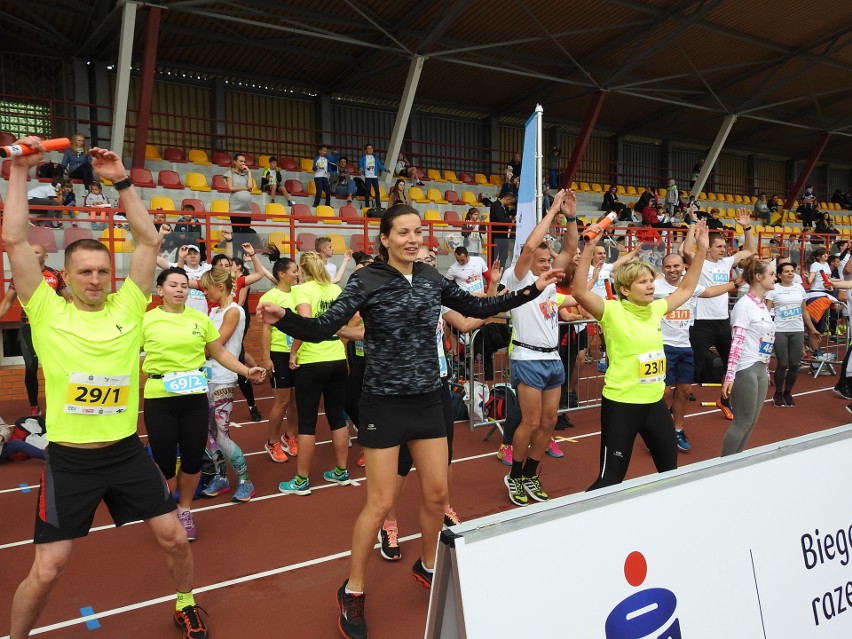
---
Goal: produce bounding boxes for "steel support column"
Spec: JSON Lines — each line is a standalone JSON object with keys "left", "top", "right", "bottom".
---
{"left": 689, "top": 114, "right": 737, "bottom": 198}
{"left": 110, "top": 0, "right": 138, "bottom": 157}
{"left": 132, "top": 6, "right": 162, "bottom": 169}
{"left": 561, "top": 90, "right": 607, "bottom": 189}
{"left": 383, "top": 55, "right": 424, "bottom": 189}
{"left": 784, "top": 132, "right": 831, "bottom": 209}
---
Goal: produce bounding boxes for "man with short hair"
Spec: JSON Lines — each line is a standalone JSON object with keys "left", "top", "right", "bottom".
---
{"left": 315, "top": 235, "right": 351, "bottom": 284}
{"left": 5, "top": 137, "right": 208, "bottom": 639}
{"left": 445, "top": 246, "right": 490, "bottom": 296}
{"left": 490, "top": 192, "right": 516, "bottom": 269}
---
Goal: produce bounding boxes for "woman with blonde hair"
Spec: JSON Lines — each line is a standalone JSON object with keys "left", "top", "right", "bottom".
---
{"left": 278, "top": 251, "right": 351, "bottom": 495}
{"left": 573, "top": 222, "right": 710, "bottom": 490}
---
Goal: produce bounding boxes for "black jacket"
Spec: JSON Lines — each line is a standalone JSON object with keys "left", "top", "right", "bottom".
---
{"left": 274, "top": 260, "right": 542, "bottom": 395}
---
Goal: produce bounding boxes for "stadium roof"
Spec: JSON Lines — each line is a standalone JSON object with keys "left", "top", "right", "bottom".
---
{"left": 8, "top": 0, "right": 852, "bottom": 161}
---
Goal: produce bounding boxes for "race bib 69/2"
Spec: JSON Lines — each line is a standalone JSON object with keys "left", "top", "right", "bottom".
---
{"left": 162, "top": 370, "right": 208, "bottom": 395}
{"left": 64, "top": 372, "right": 131, "bottom": 415}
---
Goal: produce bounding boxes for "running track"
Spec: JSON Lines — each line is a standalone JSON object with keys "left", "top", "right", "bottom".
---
{"left": 0, "top": 367, "right": 847, "bottom": 638}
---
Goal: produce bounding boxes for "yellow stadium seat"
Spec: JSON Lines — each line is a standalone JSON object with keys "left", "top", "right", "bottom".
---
{"left": 187, "top": 149, "right": 212, "bottom": 165}
{"left": 443, "top": 170, "right": 463, "bottom": 184}
{"left": 210, "top": 199, "right": 231, "bottom": 221}
{"left": 185, "top": 172, "right": 211, "bottom": 192}
{"left": 307, "top": 181, "right": 317, "bottom": 196}
{"left": 724, "top": 194, "right": 734, "bottom": 203}
{"left": 265, "top": 202, "right": 289, "bottom": 222}
{"left": 258, "top": 155, "right": 271, "bottom": 169}
{"left": 706, "top": 193, "right": 716, "bottom": 201}
{"left": 268, "top": 231, "right": 292, "bottom": 254}
{"left": 461, "top": 191, "right": 480, "bottom": 206}
{"left": 426, "top": 188, "right": 448, "bottom": 204}
{"left": 316, "top": 205, "right": 340, "bottom": 224}
{"left": 626, "top": 186, "right": 637, "bottom": 196}
{"left": 591, "top": 183, "right": 603, "bottom": 193}
{"left": 300, "top": 158, "right": 314, "bottom": 172}
{"left": 490, "top": 174, "right": 503, "bottom": 186}
{"left": 424, "top": 209, "right": 447, "bottom": 227}
{"left": 579, "top": 182, "right": 591, "bottom": 192}
{"left": 657, "top": 188, "right": 666, "bottom": 198}
{"left": 99, "top": 227, "right": 133, "bottom": 253}
{"left": 409, "top": 187, "right": 430, "bottom": 203}
{"left": 616, "top": 186, "right": 626, "bottom": 195}
{"left": 474, "top": 173, "right": 489, "bottom": 185}
{"left": 427, "top": 169, "right": 446, "bottom": 183}
{"left": 699, "top": 192, "right": 707, "bottom": 199}
{"left": 733, "top": 195, "right": 743, "bottom": 203}
{"left": 150, "top": 196, "right": 176, "bottom": 211}
{"left": 380, "top": 185, "right": 388, "bottom": 199}
{"left": 570, "top": 182, "right": 579, "bottom": 191}
{"left": 145, "top": 144, "right": 161, "bottom": 161}
{"left": 819, "top": 201, "right": 828, "bottom": 210}
{"left": 328, "top": 234, "right": 347, "bottom": 253}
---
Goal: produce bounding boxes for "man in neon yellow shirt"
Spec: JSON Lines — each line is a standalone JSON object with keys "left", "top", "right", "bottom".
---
{"left": 4, "top": 137, "right": 208, "bottom": 639}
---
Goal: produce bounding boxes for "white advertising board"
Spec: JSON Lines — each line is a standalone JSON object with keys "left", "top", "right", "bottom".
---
{"left": 427, "top": 425, "right": 852, "bottom": 639}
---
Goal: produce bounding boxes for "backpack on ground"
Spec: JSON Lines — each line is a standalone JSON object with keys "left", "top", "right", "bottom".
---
{"left": 485, "top": 383, "right": 521, "bottom": 430}
{"left": 366, "top": 207, "right": 384, "bottom": 218}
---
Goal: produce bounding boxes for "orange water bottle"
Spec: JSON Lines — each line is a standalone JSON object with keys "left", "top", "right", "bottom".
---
{"left": 582, "top": 212, "right": 618, "bottom": 242}
{"left": 0, "top": 137, "right": 71, "bottom": 158}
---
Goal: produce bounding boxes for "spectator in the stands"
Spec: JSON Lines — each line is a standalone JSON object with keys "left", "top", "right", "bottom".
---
{"left": 462, "top": 208, "right": 484, "bottom": 256}
{"left": 643, "top": 201, "right": 674, "bottom": 228}
{"left": 548, "top": 145, "right": 561, "bottom": 188}
{"left": 395, "top": 153, "right": 424, "bottom": 186}
{"left": 359, "top": 143, "right": 386, "bottom": 210}
{"left": 261, "top": 157, "right": 294, "bottom": 206}
{"left": 815, "top": 212, "right": 839, "bottom": 238}
{"left": 602, "top": 185, "right": 628, "bottom": 220}
{"left": 83, "top": 181, "right": 112, "bottom": 230}
{"left": 664, "top": 178, "right": 680, "bottom": 215}
{"left": 330, "top": 156, "right": 357, "bottom": 203}
{"left": 634, "top": 187, "right": 655, "bottom": 216}
{"left": 798, "top": 184, "right": 818, "bottom": 227}
{"left": 61, "top": 132, "right": 95, "bottom": 189}
{"left": 326, "top": 147, "right": 340, "bottom": 175}
{"left": 754, "top": 193, "right": 772, "bottom": 224}
{"left": 499, "top": 174, "right": 520, "bottom": 199}
{"left": 27, "top": 181, "right": 60, "bottom": 227}
{"left": 705, "top": 207, "right": 726, "bottom": 231}
{"left": 768, "top": 194, "right": 781, "bottom": 215}
{"left": 226, "top": 152, "right": 256, "bottom": 235}
{"left": 312, "top": 146, "right": 332, "bottom": 208}
{"left": 508, "top": 151, "right": 522, "bottom": 178}
{"left": 685, "top": 194, "right": 700, "bottom": 211}
{"left": 490, "top": 192, "right": 516, "bottom": 268}
{"left": 691, "top": 159, "right": 704, "bottom": 188}
{"left": 387, "top": 179, "right": 409, "bottom": 208}
{"left": 542, "top": 178, "right": 554, "bottom": 214}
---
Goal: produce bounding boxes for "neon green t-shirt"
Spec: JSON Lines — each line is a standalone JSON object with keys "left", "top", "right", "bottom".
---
{"left": 292, "top": 280, "right": 346, "bottom": 364}
{"left": 259, "top": 287, "right": 295, "bottom": 353}
{"left": 22, "top": 277, "right": 150, "bottom": 444}
{"left": 142, "top": 306, "right": 220, "bottom": 399}
{"left": 599, "top": 298, "right": 668, "bottom": 404}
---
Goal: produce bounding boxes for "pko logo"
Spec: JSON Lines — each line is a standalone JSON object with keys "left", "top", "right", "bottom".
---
{"left": 605, "top": 551, "right": 682, "bottom": 639}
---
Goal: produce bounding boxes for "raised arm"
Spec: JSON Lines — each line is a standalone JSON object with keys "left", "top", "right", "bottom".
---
{"left": 553, "top": 190, "right": 580, "bottom": 273}
{"left": 513, "top": 189, "right": 566, "bottom": 280}
{"left": 1, "top": 137, "right": 49, "bottom": 303}
{"left": 441, "top": 268, "right": 563, "bottom": 318}
{"left": 666, "top": 221, "right": 709, "bottom": 312}
{"left": 332, "top": 251, "right": 352, "bottom": 284}
{"left": 731, "top": 209, "right": 756, "bottom": 263}
{"left": 611, "top": 246, "right": 640, "bottom": 270}
{"left": 571, "top": 233, "right": 605, "bottom": 321}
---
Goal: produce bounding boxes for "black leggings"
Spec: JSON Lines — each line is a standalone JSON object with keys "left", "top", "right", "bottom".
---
{"left": 587, "top": 396, "right": 677, "bottom": 491}
{"left": 143, "top": 393, "right": 209, "bottom": 478}
{"left": 398, "top": 379, "right": 454, "bottom": 476}
{"left": 19, "top": 324, "right": 39, "bottom": 407}
{"left": 295, "top": 359, "right": 348, "bottom": 435}
{"left": 690, "top": 318, "right": 732, "bottom": 383}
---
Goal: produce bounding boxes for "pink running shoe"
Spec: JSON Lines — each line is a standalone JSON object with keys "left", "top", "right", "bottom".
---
{"left": 497, "top": 444, "right": 513, "bottom": 466}
{"left": 546, "top": 438, "right": 564, "bottom": 458}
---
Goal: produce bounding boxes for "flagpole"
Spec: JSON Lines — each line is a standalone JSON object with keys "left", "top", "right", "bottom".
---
{"left": 535, "top": 104, "right": 543, "bottom": 223}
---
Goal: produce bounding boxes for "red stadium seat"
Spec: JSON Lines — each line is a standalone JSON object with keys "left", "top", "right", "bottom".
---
{"left": 350, "top": 234, "right": 373, "bottom": 253}
{"left": 157, "top": 170, "right": 183, "bottom": 189}
{"left": 459, "top": 172, "right": 475, "bottom": 185}
{"left": 443, "top": 210, "right": 460, "bottom": 222}
{"left": 181, "top": 198, "right": 205, "bottom": 212}
{"left": 27, "top": 226, "right": 58, "bottom": 253}
{"left": 130, "top": 167, "right": 156, "bottom": 188}
{"left": 0, "top": 131, "right": 16, "bottom": 146}
{"left": 296, "top": 232, "right": 316, "bottom": 252}
{"left": 62, "top": 226, "right": 94, "bottom": 248}
{"left": 212, "top": 151, "right": 231, "bottom": 166}
{"left": 243, "top": 153, "right": 255, "bottom": 167}
{"left": 2, "top": 160, "right": 30, "bottom": 181}
{"left": 280, "top": 157, "right": 298, "bottom": 171}
{"left": 339, "top": 205, "right": 360, "bottom": 220}
{"left": 444, "top": 190, "right": 461, "bottom": 205}
{"left": 163, "top": 147, "right": 186, "bottom": 162}
{"left": 292, "top": 203, "right": 312, "bottom": 220}
{"left": 285, "top": 179, "right": 306, "bottom": 197}
{"left": 211, "top": 174, "right": 230, "bottom": 193}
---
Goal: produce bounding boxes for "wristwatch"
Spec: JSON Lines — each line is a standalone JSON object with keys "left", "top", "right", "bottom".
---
{"left": 113, "top": 176, "right": 133, "bottom": 191}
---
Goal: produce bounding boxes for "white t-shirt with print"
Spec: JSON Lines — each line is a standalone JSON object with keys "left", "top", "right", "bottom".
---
{"left": 809, "top": 261, "right": 832, "bottom": 292}
{"left": 446, "top": 256, "right": 489, "bottom": 294}
{"left": 588, "top": 262, "right": 613, "bottom": 300}
{"left": 325, "top": 261, "right": 337, "bottom": 280}
{"left": 696, "top": 255, "right": 735, "bottom": 320}
{"left": 730, "top": 294, "right": 775, "bottom": 372}
{"left": 505, "top": 269, "right": 561, "bottom": 361}
{"left": 314, "top": 156, "right": 329, "bottom": 179}
{"left": 653, "top": 279, "right": 705, "bottom": 348}
{"left": 170, "top": 261, "right": 212, "bottom": 314}
{"left": 363, "top": 155, "right": 378, "bottom": 178}
{"left": 766, "top": 283, "right": 807, "bottom": 333}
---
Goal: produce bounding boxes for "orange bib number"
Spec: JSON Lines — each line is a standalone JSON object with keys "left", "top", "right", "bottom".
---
{"left": 64, "top": 373, "right": 130, "bottom": 415}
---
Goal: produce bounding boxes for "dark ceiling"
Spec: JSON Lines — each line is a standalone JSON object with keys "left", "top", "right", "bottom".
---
{"left": 6, "top": 0, "right": 852, "bottom": 162}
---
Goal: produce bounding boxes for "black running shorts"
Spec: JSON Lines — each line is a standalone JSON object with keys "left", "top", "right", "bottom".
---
{"left": 358, "top": 388, "right": 445, "bottom": 449}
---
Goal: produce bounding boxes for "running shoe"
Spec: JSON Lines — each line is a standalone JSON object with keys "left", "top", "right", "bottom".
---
{"left": 773, "top": 392, "right": 785, "bottom": 407}
{"left": 264, "top": 441, "right": 289, "bottom": 463}
{"left": 233, "top": 480, "right": 255, "bottom": 502}
{"left": 716, "top": 398, "right": 734, "bottom": 420}
{"left": 323, "top": 467, "right": 351, "bottom": 485}
{"left": 288, "top": 200, "right": 295, "bottom": 207}
{"left": 546, "top": 438, "right": 564, "bottom": 458}
{"left": 281, "top": 434, "right": 299, "bottom": 457}
{"left": 497, "top": 444, "right": 513, "bottom": 466}
{"left": 378, "top": 524, "right": 401, "bottom": 561}
{"left": 783, "top": 392, "right": 796, "bottom": 407}
{"left": 597, "top": 359, "right": 608, "bottom": 373}
{"left": 522, "top": 474, "right": 549, "bottom": 502}
{"left": 173, "top": 604, "right": 209, "bottom": 639}
{"left": 411, "top": 558, "right": 433, "bottom": 589}
{"left": 675, "top": 430, "right": 691, "bottom": 452}
{"left": 201, "top": 475, "right": 230, "bottom": 498}
{"left": 503, "top": 474, "right": 528, "bottom": 507}
{"left": 177, "top": 510, "right": 197, "bottom": 542}
{"left": 443, "top": 505, "right": 461, "bottom": 528}
{"left": 248, "top": 404, "right": 262, "bottom": 422}
{"left": 834, "top": 386, "right": 852, "bottom": 400}
{"left": 357, "top": 450, "right": 366, "bottom": 468}
{"left": 279, "top": 475, "right": 311, "bottom": 496}
{"left": 337, "top": 581, "right": 367, "bottom": 639}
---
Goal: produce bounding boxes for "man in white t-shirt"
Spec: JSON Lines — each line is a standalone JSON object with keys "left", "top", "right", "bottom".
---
{"left": 690, "top": 213, "right": 754, "bottom": 418}
{"left": 315, "top": 235, "right": 351, "bottom": 284}
{"left": 655, "top": 253, "right": 738, "bottom": 451}
{"left": 503, "top": 190, "right": 576, "bottom": 508}
{"left": 445, "top": 247, "right": 490, "bottom": 296}
{"left": 156, "top": 242, "right": 214, "bottom": 314}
